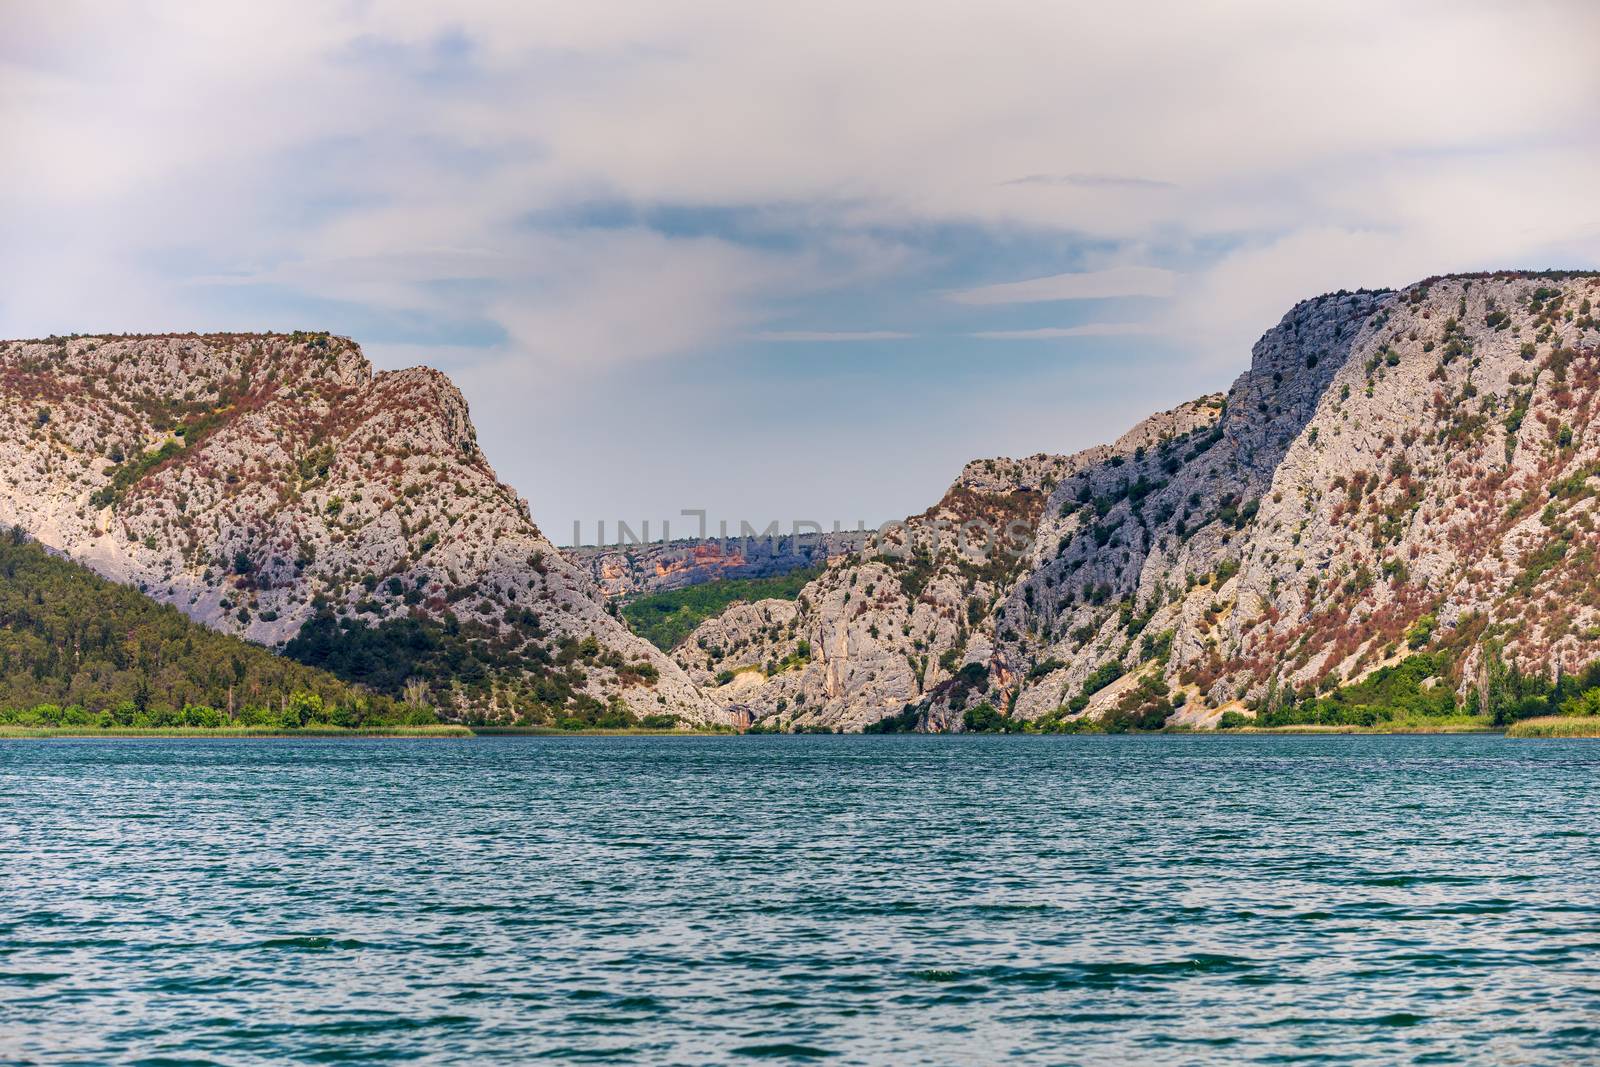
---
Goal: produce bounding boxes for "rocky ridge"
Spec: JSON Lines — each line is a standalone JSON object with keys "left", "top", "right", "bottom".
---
{"left": 678, "top": 272, "right": 1600, "bottom": 730}
{"left": 674, "top": 396, "right": 1223, "bottom": 731}
{"left": 0, "top": 333, "right": 723, "bottom": 725}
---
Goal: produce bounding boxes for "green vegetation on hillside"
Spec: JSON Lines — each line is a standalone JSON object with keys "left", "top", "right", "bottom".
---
{"left": 959, "top": 671, "right": 1176, "bottom": 734}
{"left": 961, "top": 648, "right": 1572, "bottom": 734}
{"left": 284, "top": 611, "right": 672, "bottom": 730}
{"left": 621, "top": 566, "right": 822, "bottom": 651}
{"left": 1255, "top": 654, "right": 1457, "bottom": 728}
{"left": 1248, "top": 645, "right": 1600, "bottom": 730}
{"left": 0, "top": 724, "right": 471, "bottom": 739}
{"left": 88, "top": 438, "right": 183, "bottom": 509}
{"left": 0, "top": 527, "right": 429, "bottom": 731}
{"left": 87, "top": 388, "right": 248, "bottom": 511}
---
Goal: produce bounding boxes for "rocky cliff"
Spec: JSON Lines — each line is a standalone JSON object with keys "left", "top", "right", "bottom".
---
{"left": 0, "top": 332, "right": 723, "bottom": 725}
{"left": 678, "top": 272, "right": 1600, "bottom": 730}
{"left": 14, "top": 272, "right": 1598, "bottom": 733}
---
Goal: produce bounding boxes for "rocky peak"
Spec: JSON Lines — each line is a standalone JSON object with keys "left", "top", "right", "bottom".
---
{"left": 0, "top": 332, "right": 724, "bottom": 725}
{"left": 677, "top": 271, "right": 1600, "bottom": 731}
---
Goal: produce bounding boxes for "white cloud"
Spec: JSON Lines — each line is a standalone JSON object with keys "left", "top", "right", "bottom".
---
{"left": 1002, "top": 173, "right": 1176, "bottom": 190}
{"left": 486, "top": 230, "right": 800, "bottom": 367}
{"left": 947, "top": 267, "right": 1178, "bottom": 306}
{"left": 752, "top": 330, "right": 913, "bottom": 342}
{"left": 971, "top": 323, "right": 1157, "bottom": 340}
{"left": 6, "top": 2, "right": 1598, "bottom": 353}
{"left": 3, "top": 0, "right": 1599, "bottom": 524}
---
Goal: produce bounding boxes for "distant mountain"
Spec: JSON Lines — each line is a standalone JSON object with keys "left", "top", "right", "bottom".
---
{"left": 0, "top": 332, "right": 723, "bottom": 726}
{"left": 676, "top": 272, "right": 1600, "bottom": 730}
{"left": 563, "top": 531, "right": 865, "bottom": 599}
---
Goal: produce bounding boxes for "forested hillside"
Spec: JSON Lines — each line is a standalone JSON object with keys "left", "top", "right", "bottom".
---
{"left": 0, "top": 527, "right": 425, "bottom": 727}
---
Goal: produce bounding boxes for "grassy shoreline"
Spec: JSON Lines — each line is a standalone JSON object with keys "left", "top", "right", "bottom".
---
{"left": 6, "top": 719, "right": 1595, "bottom": 738}
{"left": 1229, "top": 717, "right": 1499, "bottom": 735}
{"left": 470, "top": 725, "right": 737, "bottom": 737}
{"left": 1504, "top": 716, "right": 1600, "bottom": 738}
{"left": 0, "top": 724, "right": 474, "bottom": 739}
{"left": 0, "top": 724, "right": 735, "bottom": 739}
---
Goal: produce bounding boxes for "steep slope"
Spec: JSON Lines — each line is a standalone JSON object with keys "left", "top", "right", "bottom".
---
{"left": 680, "top": 272, "right": 1600, "bottom": 730}
{"left": 1191, "top": 273, "right": 1600, "bottom": 709}
{"left": 0, "top": 332, "right": 722, "bottom": 726}
{"left": 673, "top": 397, "right": 1224, "bottom": 731}
{"left": 0, "top": 527, "right": 412, "bottom": 722}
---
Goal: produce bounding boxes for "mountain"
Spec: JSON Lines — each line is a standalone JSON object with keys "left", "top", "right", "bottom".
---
{"left": 677, "top": 272, "right": 1600, "bottom": 730}
{"left": 13, "top": 272, "right": 1598, "bottom": 734}
{"left": 0, "top": 332, "right": 722, "bottom": 727}
{"left": 562, "top": 531, "right": 865, "bottom": 599}
{"left": 0, "top": 527, "right": 412, "bottom": 724}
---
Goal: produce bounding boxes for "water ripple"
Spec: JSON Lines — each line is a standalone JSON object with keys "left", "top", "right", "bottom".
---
{"left": 2, "top": 734, "right": 1598, "bottom": 1064}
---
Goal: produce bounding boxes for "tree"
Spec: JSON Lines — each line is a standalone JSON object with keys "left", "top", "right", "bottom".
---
{"left": 963, "top": 702, "right": 1007, "bottom": 732}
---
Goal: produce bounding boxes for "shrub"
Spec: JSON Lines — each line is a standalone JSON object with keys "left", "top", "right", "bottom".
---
{"left": 1405, "top": 614, "right": 1436, "bottom": 650}
{"left": 962, "top": 702, "right": 1010, "bottom": 732}
{"left": 1081, "top": 661, "right": 1125, "bottom": 696}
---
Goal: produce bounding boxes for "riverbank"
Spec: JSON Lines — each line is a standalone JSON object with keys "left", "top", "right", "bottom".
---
{"left": 4, "top": 718, "right": 1590, "bottom": 738}
{"left": 0, "top": 724, "right": 475, "bottom": 739}
{"left": 0, "top": 724, "right": 741, "bottom": 739}
{"left": 470, "top": 725, "right": 739, "bottom": 737}
{"left": 1229, "top": 714, "right": 1600, "bottom": 737}
{"left": 1229, "top": 715, "right": 1498, "bottom": 735}
{"left": 1505, "top": 716, "right": 1600, "bottom": 738}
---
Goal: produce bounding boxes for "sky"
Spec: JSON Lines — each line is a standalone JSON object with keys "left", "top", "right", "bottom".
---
{"left": 4, "top": 1, "right": 1600, "bottom": 545}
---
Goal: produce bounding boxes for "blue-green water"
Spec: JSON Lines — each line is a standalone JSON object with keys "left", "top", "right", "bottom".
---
{"left": 2, "top": 735, "right": 1598, "bottom": 1065}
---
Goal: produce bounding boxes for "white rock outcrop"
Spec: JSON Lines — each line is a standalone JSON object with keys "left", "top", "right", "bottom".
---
{"left": 0, "top": 332, "right": 724, "bottom": 725}
{"left": 677, "top": 273, "right": 1600, "bottom": 730}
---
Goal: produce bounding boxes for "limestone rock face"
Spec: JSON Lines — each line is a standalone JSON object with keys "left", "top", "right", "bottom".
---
{"left": 678, "top": 272, "right": 1600, "bottom": 730}
{"left": 0, "top": 332, "right": 723, "bottom": 724}
{"left": 17, "top": 273, "right": 1600, "bottom": 733}
{"left": 675, "top": 599, "right": 803, "bottom": 686}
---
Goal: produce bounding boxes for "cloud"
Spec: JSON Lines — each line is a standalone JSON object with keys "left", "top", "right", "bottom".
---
{"left": 946, "top": 267, "right": 1178, "bottom": 306}
{"left": 971, "top": 323, "right": 1157, "bottom": 340}
{"left": 752, "top": 330, "right": 912, "bottom": 342}
{"left": 1002, "top": 173, "right": 1175, "bottom": 190}
{"left": 485, "top": 230, "right": 802, "bottom": 367}
{"left": 3, "top": 0, "right": 1600, "bottom": 527}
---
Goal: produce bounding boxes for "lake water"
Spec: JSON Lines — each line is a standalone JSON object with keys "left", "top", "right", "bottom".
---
{"left": 2, "top": 735, "right": 1598, "bottom": 1064}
